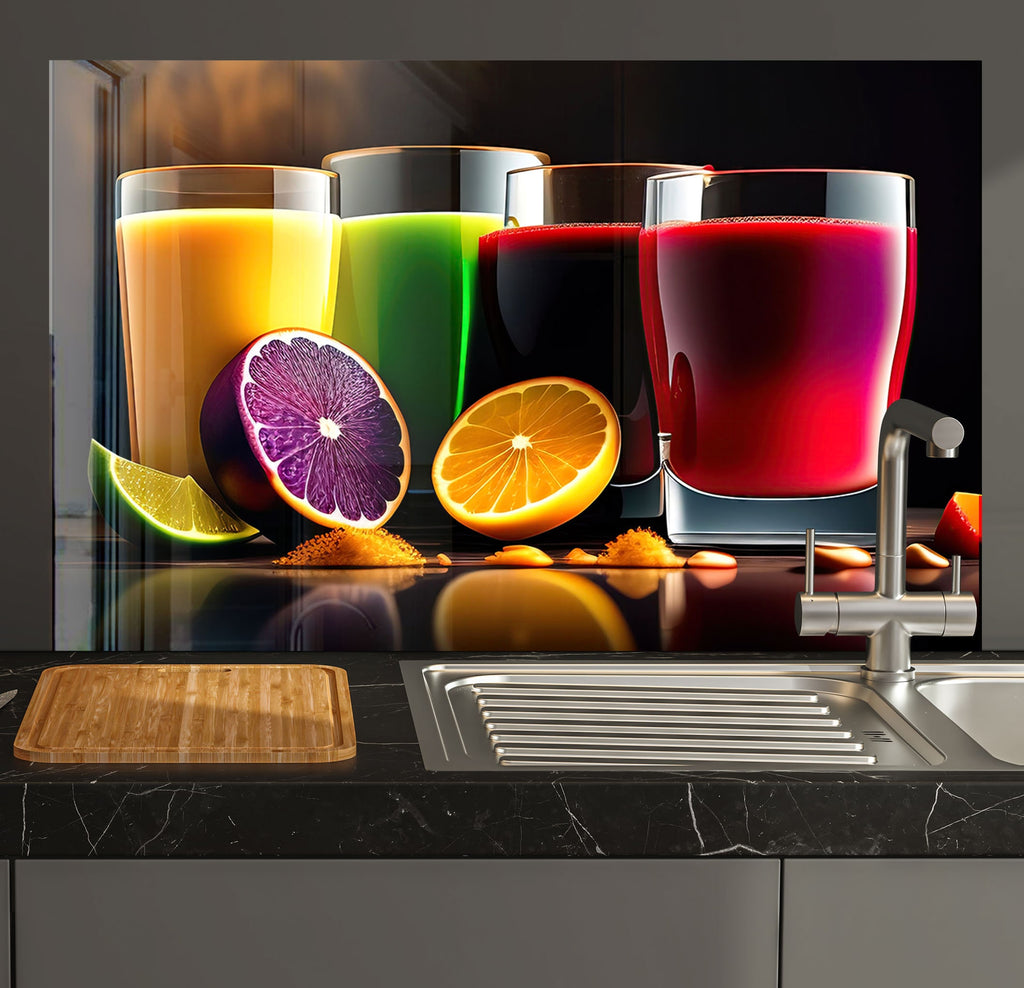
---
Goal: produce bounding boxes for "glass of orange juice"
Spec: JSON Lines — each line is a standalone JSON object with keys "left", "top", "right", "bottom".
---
{"left": 114, "top": 164, "right": 342, "bottom": 500}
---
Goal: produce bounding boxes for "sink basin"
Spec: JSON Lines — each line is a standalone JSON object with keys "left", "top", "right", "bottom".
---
{"left": 401, "top": 659, "right": 1024, "bottom": 774}
{"left": 916, "top": 678, "right": 1024, "bottom": 765}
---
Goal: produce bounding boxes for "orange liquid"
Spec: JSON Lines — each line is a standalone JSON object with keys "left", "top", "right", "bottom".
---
{"left": 116, "top": 208, "right": 342, "bottom": 499}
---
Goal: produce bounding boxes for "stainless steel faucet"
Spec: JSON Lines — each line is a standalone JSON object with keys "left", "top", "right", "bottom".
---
{"left": 796, "top": 399, "right": 977, "bottom": 682}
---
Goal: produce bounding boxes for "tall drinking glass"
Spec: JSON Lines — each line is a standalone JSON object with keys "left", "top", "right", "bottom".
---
{"left": 640, "top": 169, "right": 916, "bottom": 545}
{"left": 478, "top": 163, "right": 706, "bottom": 521}
{"left": 115, "top": 165, "right": 342, "bottom": 501}
{"left": 321, "top": 145, "right": 550, "bottom": 496}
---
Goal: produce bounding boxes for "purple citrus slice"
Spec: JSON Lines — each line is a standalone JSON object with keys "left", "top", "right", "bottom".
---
{"left": 201, "top": 329, "right": 410, "bottom": 538}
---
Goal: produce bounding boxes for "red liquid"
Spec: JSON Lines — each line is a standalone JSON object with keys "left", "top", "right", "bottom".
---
{"left": 639, "top": 217, "right": 916, "bottom": 498}
{"left": 479, "top": 223, "right": 657, "bottom": 484}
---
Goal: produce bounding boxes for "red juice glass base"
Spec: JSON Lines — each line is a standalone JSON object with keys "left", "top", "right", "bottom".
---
{"left": 662, "top": 464, "right": 877, "bottom": 547}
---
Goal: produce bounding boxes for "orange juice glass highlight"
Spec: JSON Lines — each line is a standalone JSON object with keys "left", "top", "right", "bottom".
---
{"left": 115, "top": 165, "right": 342, "bottom": 500}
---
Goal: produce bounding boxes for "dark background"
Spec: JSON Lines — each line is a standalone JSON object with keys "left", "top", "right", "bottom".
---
{"left": 86, "top": 59, "right": 982, "bottom": 512}
{"left": 430, "top": 60, "right": 981, "bottom": 508}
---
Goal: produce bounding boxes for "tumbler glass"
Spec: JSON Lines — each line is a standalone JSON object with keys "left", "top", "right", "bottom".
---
{"left": 321, "top": 145, "right": 550, "bottom": 494}
{"left": 479, "top": 162, "right": 706, "bottom": 520}
{"left": 115, "top": 165, "right": 342, "bottom": 500}
{"left": 640, "top": 168, "right": 916, "bottom": 545}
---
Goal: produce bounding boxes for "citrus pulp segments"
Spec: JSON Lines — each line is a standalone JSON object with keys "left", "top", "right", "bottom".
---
{"left": 432, "top": 376, "right": 621, "bottom": 540}
{"left": 236, "top": 330, "right": 410, "bottom": 529}
{"left": 87, "top": 439, "right": 259, "bottom": 545}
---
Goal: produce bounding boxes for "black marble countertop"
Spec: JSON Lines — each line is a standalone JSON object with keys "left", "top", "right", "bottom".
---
{"left": 2, "top": 650, "right": 1024, "bottom": 859}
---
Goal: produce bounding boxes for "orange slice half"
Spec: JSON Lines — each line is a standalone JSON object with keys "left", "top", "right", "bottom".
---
{"left": 432, "top": 377, "right": 621, "bottom": 540}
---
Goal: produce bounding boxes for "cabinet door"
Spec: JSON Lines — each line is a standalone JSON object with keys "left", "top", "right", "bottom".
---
{"left": 16, "top": 859, "right": 779, "bottom": 988}
{"left": 0, "top": 863, "right": 8, "bottom": 988}
{"left": 783, "top": 859, "right": 1024, "bottom": 988}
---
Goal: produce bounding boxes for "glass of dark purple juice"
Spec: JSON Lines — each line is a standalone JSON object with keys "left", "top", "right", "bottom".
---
{"left": 478, "top": 162, "right": 706, "bottom": 526}
{"left": 640, "top": 169, "right": 917, "bottom": 546}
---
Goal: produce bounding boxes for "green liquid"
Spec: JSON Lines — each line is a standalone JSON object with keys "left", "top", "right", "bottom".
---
{"left": 332, "top": 211, "right": 503, "bottom": 482}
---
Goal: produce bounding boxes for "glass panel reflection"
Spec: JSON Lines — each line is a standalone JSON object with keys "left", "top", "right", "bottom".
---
{"left": 60, "top": 524, "right": 978, "bottom": 653}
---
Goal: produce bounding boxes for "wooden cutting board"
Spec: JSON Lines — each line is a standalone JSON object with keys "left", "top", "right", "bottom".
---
{"left": 13, "top": 664, "right": 357, "bottom": 763}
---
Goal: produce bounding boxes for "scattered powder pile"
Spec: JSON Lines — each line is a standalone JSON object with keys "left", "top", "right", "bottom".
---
{"left": 596, "top": 528, "right": 686, "bottom": 568}
{"left": 274, "top": 527, "right": 425, "bottom": 567}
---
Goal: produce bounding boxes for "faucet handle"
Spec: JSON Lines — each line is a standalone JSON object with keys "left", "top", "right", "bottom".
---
{"left": 805, "top": 528, "right": 816, "bottom": 594}
{"left": 951, "top": 554, "right": 962, "bottom": 595}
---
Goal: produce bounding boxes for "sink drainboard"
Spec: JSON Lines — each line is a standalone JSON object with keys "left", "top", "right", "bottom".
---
{"left": 401, "top": 663, "right": 937, "bottom": 772}
{"left": 476, "top": 682, "right": 875, "bottom": 767}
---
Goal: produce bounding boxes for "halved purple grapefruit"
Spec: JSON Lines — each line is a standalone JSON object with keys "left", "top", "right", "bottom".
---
{"left": 201, "top": 329, "right": 410, "bottom": 542}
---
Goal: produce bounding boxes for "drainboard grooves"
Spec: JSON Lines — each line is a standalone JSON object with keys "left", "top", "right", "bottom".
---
{"left": 474, "top": 681, "right": 874, "bottom": 767}
{"left": 497, "top": 751, "right": 878, "bottom": 767}
{"left": 490, "top": 734, "right": 865, "bottom": 752}
{"left": 481, "top": 710, "right": 843, "bottom": 728}
{"left": 483, "top": 721, "right": 852, "bottom": 740}
{"left": 474, "top": 685, "right": 823, "bottom": 704}
{"left": 478, "top": 697, "right": 830, "bottom": 716}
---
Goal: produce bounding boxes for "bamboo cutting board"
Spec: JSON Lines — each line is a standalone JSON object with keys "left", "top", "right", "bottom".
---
{"left": 13, "top": 664, "right": 357, "bottom": 763}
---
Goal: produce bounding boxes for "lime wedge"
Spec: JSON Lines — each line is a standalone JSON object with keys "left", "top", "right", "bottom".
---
{"left": 88, "top": 439, "right": 259, "bottom": 546}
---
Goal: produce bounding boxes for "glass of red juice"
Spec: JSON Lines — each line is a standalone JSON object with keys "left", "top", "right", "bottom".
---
{"left": 640, "top": 169, "right": 916, "bottom": 545}
{"left": 478, "top": 163, "right": 706, "bottom": 524}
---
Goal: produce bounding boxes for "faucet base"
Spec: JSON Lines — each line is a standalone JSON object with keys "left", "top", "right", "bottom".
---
{"left": 860, "top": 665, "right": 916, "bottom": 684}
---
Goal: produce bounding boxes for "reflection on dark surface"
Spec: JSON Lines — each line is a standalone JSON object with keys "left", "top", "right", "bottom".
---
{"left": 58, "top": 510, "right": 980, "bottom": 653}
{"left": 257, "top": 577, "right": 408, "bottom": 651}
{"left": 658, "top": 558, "right": 979, "bottom": 652}
{"left": 602, "top": 569, "right": 661, "bottom": 601}
{"left": 96, "top": 565, "right": 422, "bottom": 652}
{"left": 433, "top": 569, "right": 637, "bottom": 651}
{"left": 659, "top": 561, "right": 873, "bottom": 652}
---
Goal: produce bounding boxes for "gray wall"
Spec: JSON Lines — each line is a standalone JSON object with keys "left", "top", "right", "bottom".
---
{"left": 0, "top": 3, "right": 1018, "bottom": 650}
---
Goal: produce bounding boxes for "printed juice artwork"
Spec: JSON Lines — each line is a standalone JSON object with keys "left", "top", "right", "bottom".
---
{"left": 639, "top": 216, "right": 916, "bottom": 498}
{"left": 331, "top": 211, "right": 503, "bottom": 482}
{"left": 116, "top": 207, "right": 342, "bottom": 500}
{"left": 478, "top": 222, "right": 658, "bottom": 485}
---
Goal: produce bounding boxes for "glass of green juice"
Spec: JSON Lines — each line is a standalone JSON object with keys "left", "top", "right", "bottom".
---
{"left": 321, "top": 146, "right": 550, "bottom": 502}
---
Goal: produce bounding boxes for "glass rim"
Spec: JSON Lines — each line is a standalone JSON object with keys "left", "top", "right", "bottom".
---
{"left": 116, "top": 163, "right": 339, "bottom": 183}
{"left": 647, "top": 166, "right": 914, "bottom": 183}
{"left": 506, "top": 161, "right": 711, "bottom": 177}
{"left": 322, "top": 145, "right": 552, "bottom": 164}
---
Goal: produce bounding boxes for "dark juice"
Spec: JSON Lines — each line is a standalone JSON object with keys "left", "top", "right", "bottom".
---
{"left": 478, "top": 223, "right": 658, "bottom": 484}
{"left": 639, "top": 217, "right": 916, "bottom": 498}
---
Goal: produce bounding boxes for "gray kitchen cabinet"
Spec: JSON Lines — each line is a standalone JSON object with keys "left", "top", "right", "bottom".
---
{"left": 0, "top": 865, "right": 8, "bottom": 988}
{"left": 782, "top": 859, "right": 1024, "bottom": 987}
{"left": 14, "top": 859, "right": 779, "bottom": 988}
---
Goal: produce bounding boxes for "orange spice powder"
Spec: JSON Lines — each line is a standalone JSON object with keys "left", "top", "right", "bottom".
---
{"left": 274, "top": 527, "right": 425, "bottom": 567}
{"left": 595, "top": 528, "right": 686, "bottom": 568}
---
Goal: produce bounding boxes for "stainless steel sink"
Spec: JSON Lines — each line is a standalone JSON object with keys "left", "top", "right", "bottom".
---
{"left": 916, "top": 678, "right": 1024, "bottom": 765}
{"left": 401, "top": 659, "right": 1024, "bottom": 773}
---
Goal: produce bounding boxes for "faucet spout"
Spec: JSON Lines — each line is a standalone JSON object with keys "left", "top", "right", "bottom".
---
{"left": 876, "top": 400, "right": 965, "bottom": 600}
